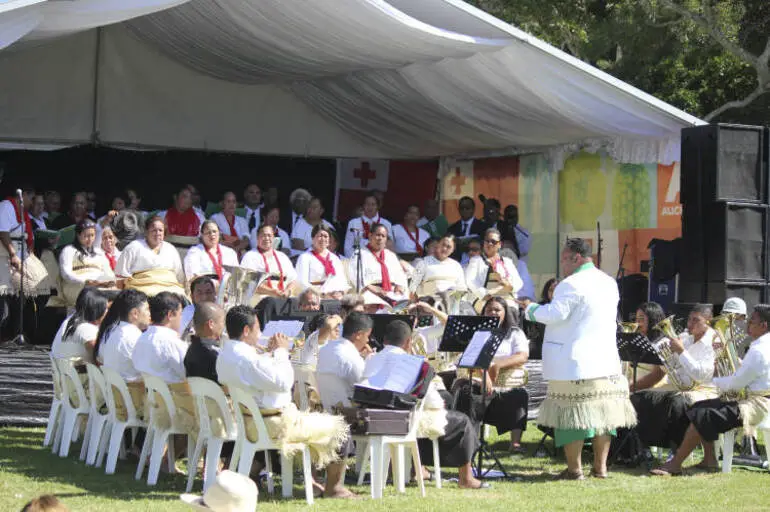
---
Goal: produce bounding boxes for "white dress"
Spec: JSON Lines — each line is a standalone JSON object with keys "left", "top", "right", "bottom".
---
{"left": 295, "top": 250, "right": 350, "bottom": 294}
{"left": 345, "top": 246, "right": 407, "bottom": 296}
{"left": 240, "top": 248, "right": 297, "bottom": 288}
{"left": 409, "top": 255, "right": 467, "bottom": 296}
{"left": 210, "top": 212, "right": 250, "bottom": 240}
{"left": 58, "top": 245, "right": 115, "bottom": 305}
{"left": 464, "top": 254, "right": 523, "bottom": 301}
{"left": 183, "top": 243, "right": 239, "bottom": 281}
{"left": 343, "top": 215, "right": 393, "bottom": 257}
{"left": 290, "top": 218, "right": 335, "bottom": 257}
{"left": 249, "top": 226, "right": 291, "bottom": 252}
{"left": 392, "top": 224, "right": 430, "bottom": 255}
{"left": 114, "top": 239, "right": 185, "bottom": 284}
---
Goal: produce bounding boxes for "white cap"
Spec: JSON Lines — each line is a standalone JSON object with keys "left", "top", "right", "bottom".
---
{"left": 722, "top": 297, "right": 747, "bottom": 316}
{"left": 181, "top": 471, "right": 258, "bottom": 512}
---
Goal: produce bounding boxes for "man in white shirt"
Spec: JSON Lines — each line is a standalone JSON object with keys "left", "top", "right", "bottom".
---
{"left": 30, "top": 194, "right": 47, "bottom": 231}
{"left": 243, "top": 184, "right": 263, "bottom": 234}
{"left": 280, "top": 188, "right": 311, "bottom": 236}
{"left": 132, "top": 292, "right": 187, "bottom": 384}
{"left": 179, "top": 276, "right": 217, "bottom": 338}
{"left": 218, "top": 305, "right": 351, "bottom": 499}
{"left": 652, "top": 304, "right": 770, "bottom": 476}
{"left": 343, "top": 193, "right": 393, "bottom": 257}
{"left": 520, "top": 238, "right": 635, "bottom": 480}
{"left": 317, "top": 312, "right": 373, "bottom": 398}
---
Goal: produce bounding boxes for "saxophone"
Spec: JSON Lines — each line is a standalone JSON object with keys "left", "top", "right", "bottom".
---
{"left": 651, "top": 316, "right": 696, "bottom": 392}
{"left": 710, "top": 313, "right": 746, "bottom": 400}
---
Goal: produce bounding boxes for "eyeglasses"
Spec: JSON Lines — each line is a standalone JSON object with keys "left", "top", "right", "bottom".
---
{"left": 483, "top": 239, "right": 500, "bottom": 245}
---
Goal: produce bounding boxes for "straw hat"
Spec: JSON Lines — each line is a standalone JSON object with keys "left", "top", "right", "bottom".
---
{"left": 180, "top": 471, "right": 258, "bottom": 512}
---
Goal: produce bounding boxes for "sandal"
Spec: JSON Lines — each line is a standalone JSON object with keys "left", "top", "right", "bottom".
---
{"left": 554, "top": 468, "right": 585, "bottom": 481}
{"left": 693, "top": 461, "right": 719, "bottom": 473}
{"left": 649, "top": 466, "right": 682, "bottom": 477}
{"left": 589, "top": 469, "right": 609, "bottom": 479}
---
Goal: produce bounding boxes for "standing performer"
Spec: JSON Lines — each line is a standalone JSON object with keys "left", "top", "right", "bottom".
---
{"left": 520, "top": 238, "right": 636, "bottom": 479}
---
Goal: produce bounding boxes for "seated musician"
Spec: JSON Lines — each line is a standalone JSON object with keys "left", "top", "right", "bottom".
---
{"left": 409, "top": 234, "right": 467, "bottom": 303}
{"left": 453, "top": 297, "right": 530, "bottom": 452}
{"left": 183, "top": 220, "right": 239, "bottom": 286}
{"left": 179, "top": 275, "right": 217, "bottom": 339}
{"left": 345, "top": 223, "right": 408, "bottom": 305}
{"left": 240, "top": 224, "right": 298, "bottom": 301}
{"left": 623, "top": 302, "right": 667, "bottom": 385}
{"left": 632, "top": 304, "right": 717, "bottom": 453}
{"left": 184, "top": 302, "right": 226, "bottom": 382}
{"left": 114, "top": 216, "right": 186, "bottom": 297}
{"left": 298, "top": 313, "right": 342, "bottom": 366}
{"left": 216, "top": 306, "right": 351, "bottom": 499}
{"left": 392, "top": 204, "right": 430, "bottom": 260}
{"left": 363, "top": 320, "right": 487, "bottom": 489}
{"left": 58, "top": 220, "right": 116, "bottom": 308}
{"left": 95, "top": 289, "right": 151, "bottom": 420}
{"left": 651, "top": 304, "right": 770, "bottom": 476}
{"left": 465, "top": 228, "right": 523, "bottom": 312}
{"left": 295, "top": 225, "right": 349, "bottom": 300}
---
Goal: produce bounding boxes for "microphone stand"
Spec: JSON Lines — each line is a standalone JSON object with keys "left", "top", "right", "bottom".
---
{"left": 596, "top": 221, "right": 603, "bottom": 270}
{"left": 616, "top": 242, "right": 628, "bottom": 321}
{"left": 12, "top": 190, "right": 27, "bottom": 346}
{"left": 353, "top": 229, "right": 363, "bottom": 294}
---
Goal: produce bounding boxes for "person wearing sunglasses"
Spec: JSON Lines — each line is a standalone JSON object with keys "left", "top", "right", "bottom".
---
{"left": 465, "top": 228, "right": 523, "bottom": 313}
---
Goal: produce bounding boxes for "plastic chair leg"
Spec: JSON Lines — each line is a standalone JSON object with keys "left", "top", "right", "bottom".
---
{"left": 105, "top": 423, "right": 126, "bottom": 474}
{"left": 58, "top": 412, "right": 77, "bottom": 458}
{"left": 302, "top": 447, "right": 314, "bottom": 505}
{"left": 95, "top": 420, "right": 114, "bottom": 469}
{"left": 264, "top": 450, "right": 275, "bottom": 494}
{"left": 186, "top": 437, "right": 206, "bottom": 492}
{"left": 357, "top": 439, "right": 370, "bottom": 486}
{"left": 204, "top": 439, "right": 224, "bottom": 492}
{"left": 147, "top": 431, "right": 169, "bottom": 485}
{"left": 410, "top": 442, "right": 425, "bottom": 497}
{"left": 281, "top": 453, "right": 294, "bottom": 498}
{"left": 391, "top": 444, "right": 406, "bottom": 493}
{"left": 432, "top": 439, "right": 442, "bottom": 488}
{"left": 721, "top": 430, "right": 736, "bottom": 473}
{"left": 79, "top": 414, "right": 93, "bottom": 461}
{"left": 370, "top": 438, "right": 384, "bottom": 499}
{"left": 43, "top": 402, "right": 61, "bottom": 447}
{"left": 86, "top": 416, "right": 108, "bottom": 466}
{"left": 135, "top": 427, "right": 153, "bottom": 480}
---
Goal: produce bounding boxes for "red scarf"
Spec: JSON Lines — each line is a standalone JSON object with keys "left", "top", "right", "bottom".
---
{"left": 104, "top": 250, "right": 117, "bottom": 270}
{"left": 311, "top": 250, "right": 335, "bottom": 276}
{"left": 492, "top": 256, "right": 509, "bottom": 279}
{"left": 361, "top": 215, "right": 380, "bottom": 239}
{"left": 224, "top": 214, "right": 237, "bottom": 236}
{"left": 205, "top": 244, "right": 224, "bottom": 279}
{"left": 260, "top": 249, "right": 284, "bottom": 291}
{"left": 7, "top": 197, "right": 34, "bottom": 252}
{"left": 367, "top": 244, "right": 391, "bottom": 292}
{"left": 165, "top": 207, "right": 200, "bottom": 236}
{"left": 402, "top": 225, "right": 423, "bottom": 256}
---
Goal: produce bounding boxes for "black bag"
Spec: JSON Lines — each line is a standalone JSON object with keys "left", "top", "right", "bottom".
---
{"left": 352, "top": 386, "right": 417, "bottom": 410}
{"left": 342, "top": 407, "right": 411, "bottom": 435}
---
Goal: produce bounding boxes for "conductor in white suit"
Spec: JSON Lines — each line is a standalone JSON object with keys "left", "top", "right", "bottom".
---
{"left": 519, "top": 238, "right": 636, "bottom": 480}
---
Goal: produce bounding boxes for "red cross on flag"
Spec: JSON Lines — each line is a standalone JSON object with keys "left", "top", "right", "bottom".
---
{"left": 442, "top": 161, "right": 474, "bottom": 200}
{"left": 338, "top": 159, "right": 389, "bottom": 190}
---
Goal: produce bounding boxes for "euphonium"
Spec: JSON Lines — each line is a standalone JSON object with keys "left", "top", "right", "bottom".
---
{"left": 710, "top": 313, "right": 746, "bottom": 400}
{"left": 651, "top": 315, "right": 696, "bottom": 392}
{"left": 619, "top": 322, "right": 640, "bottom": 333}
{"left": 216, "top": 265, "right": 272, "bottom": 310}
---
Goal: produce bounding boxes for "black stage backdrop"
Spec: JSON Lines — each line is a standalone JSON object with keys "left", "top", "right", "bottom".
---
{"left": 0, "top": 146, "right": 337, "bottom": 215}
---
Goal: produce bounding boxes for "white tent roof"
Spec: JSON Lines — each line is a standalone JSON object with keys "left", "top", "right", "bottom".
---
{"left": 0, "top": 0, "right": 705, "bottom": 164}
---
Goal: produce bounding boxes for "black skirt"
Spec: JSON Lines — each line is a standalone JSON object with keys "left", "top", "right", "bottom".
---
{"left": 451, "top": 380, "right": 528, "bottom": 434}
{"left": 418, "top": 410, "right": 479, "bottom": 467}
{"left": 631, "top": 390, "right": 691, "bottom": 449}
{"left": 686, "top": 398, "right": 742, "bottom": 442}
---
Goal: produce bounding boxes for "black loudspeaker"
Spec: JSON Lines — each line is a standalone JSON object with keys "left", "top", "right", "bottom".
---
{"left": 679, "top": 280, "right": 766, "bottom": 306}
{"left": 681, "top": 124, "right": 766, "bottom": 205}
{"left": 680, "top": 202, "right": 769, "bottom": 284}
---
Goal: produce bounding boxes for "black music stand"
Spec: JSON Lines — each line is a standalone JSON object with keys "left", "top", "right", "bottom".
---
{"left": 437, "top": 315, "right": 499, "bottom": 353}
{"left": 457, "top": 330, "right": 507, "bottom": 479}
{"left": 367, "top": 314, "right": 416, "bottom": 351}
{"left": 610, "top": 332, "right": 662, "bottom": 466}
{"left": 273, "top": 314, "right": 318, "bottom": 336}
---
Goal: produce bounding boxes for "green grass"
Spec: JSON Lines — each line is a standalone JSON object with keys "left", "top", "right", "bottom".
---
{"left": 1, "top": 424, "right": 769, "bottom": 511}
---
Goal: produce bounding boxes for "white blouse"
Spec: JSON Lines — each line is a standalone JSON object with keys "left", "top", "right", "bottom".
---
{"left": 343, "top": 215, "right": 393, "bottom": 257}
{"left": 249, "top": 226, "right": 291, "bottom": 252}
{"left": 114, "top": 239, "right": 185, "bottom": 284}
{"left": 465, "top": 254, "right": 523, "bottom": 301}
{"left": 290, "top": 218, "right": 335, "bottom": 257}
{"left": 392, "top": 224, "right": 430, "bottom": 255}
{"left": 409, "top": 255, "right": 467, "bottom": 295}
{"left": 495, "top": 328, "right": 530, "bottom": 360}
{"left": 295, "top": 250, "right": 350, "bottom": 294}
{"left": 59, "top": 245, "right": 114, "bottom": 284}
{"left": 240, "top": 248, "right": 297, "bottom": 286}
{"left": 669, "top": 328, "right": 717, "bottom": 388}
{"left": 345, "top": 246, "right": 407, "bottom": 292}
{"left": 210, "top": 212, "right": 250, "bottom": 239}
{"left": 183, "top": 243, "right": 239, "bottom": 281}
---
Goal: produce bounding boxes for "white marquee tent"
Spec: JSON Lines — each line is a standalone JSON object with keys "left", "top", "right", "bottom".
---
{"left": 0, "top": 0, "right": 705, "bottom": 168}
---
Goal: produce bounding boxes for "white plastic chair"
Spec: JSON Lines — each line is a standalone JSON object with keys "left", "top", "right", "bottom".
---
{"left": 82, "top": 364, "right": 110, "bottom": 464}
{"left": 186, "top": 378, "right": 238, "bottom": 493}
{"left": 227, "top": 384, "right": 314, "bottom": 504}
{"left": 720, "top": 411, "right": 770, "bottom": 473}
{"left": 43, "top": 355, "right": 64, "bottom": 449}
{"left": 100, "top": 368, "right": 147, "bottom": 474}
{"left": 292, "top": 363, "right": 317, "bottom": 412}
{"left": 55, "top": 358, "right": 91, "bottom": 458}
{"left": 135, "top": 375, "right": 192, "bottom": 486}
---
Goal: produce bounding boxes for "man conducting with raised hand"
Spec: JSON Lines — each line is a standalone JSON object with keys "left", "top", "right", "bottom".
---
{"left": 519, "top": 238, "right": 636, "bottom": 480}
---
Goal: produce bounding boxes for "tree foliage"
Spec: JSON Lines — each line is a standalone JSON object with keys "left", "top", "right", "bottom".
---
{"left": 468, "top": 0, "right": 770, "bottom": 123}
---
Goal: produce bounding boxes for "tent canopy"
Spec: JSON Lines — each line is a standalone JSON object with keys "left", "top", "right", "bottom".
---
{"left": 0, "top": 0, "right": 705, "bottom": 164}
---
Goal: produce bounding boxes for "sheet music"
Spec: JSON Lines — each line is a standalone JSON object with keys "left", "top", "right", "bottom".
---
{"left": 365, "top": 354, "right": 424, "bottom": 394}
{"left": 258, "top": 320, "right": 304, "bottom": 349}
{"left": 459, "top": 331, "right": 491, "bottom": 368}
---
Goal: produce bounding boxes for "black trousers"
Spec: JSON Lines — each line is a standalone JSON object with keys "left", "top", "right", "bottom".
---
{"left": 631, "top": 390, "right": 691, "bottom": 449}
{"left": 418, "top": 410, "right": 479, "bottom": 468}
{"left": 686, "top": 398, "right": 742, "bottom": 442}
{"left": 452, "top": 380, "right": 528, "bottom": 434}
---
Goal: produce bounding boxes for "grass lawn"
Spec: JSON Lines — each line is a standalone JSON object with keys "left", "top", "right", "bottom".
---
{"left": 1, "top": 424, "right": 769, "bottom": 511}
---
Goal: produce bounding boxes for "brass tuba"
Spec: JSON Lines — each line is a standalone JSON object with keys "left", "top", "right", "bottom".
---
{"left": 216, "top": 265, "right": 271, "bottom": 310}
{"left": 651, "top": 315, "right": 696, "bottom": 391}
{"left": 710, "top": 313, "right": 746, "bottom": 399}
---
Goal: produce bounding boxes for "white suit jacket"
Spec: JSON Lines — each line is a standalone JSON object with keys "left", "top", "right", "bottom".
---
{"left": 525, "top": 263, "right": 621, "bottom": 381}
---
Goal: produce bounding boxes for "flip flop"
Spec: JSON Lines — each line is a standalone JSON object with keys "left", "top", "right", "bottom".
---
{"left": 693, "top": 462, "right": 719, "bottom": 473}
{"left": 589, "top": 469, "right": 609, "bottom": 479}
{"left": 554, "top": 469, "right": 585, "bottom": 481}
{"left": 649, "top": 466, "right": 682, "bottom": 477}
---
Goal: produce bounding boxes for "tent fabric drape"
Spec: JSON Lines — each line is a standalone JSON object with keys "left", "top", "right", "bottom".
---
{"left": 0, "top": 0, "right": 704, "bottom": 163}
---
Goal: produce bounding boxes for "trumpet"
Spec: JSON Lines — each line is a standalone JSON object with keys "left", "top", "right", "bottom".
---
{"left": 651, "top": 315, "right": 696, "bottom": 392}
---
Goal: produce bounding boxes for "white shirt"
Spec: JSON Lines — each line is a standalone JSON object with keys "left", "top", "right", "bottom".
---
{"left": 409, "top": 255, "right": 467, "bottom": 295}
{"left": 525, "top": 263, "right": 621, "bottom": 381}
{"left": 344, "top": 215, "right": 393, "bottom": 257}
{"left": 392, "top": 224, "right": 430, "bottom": 255}
{"left": 240, "top": 248, "right": 297, "bottom": 286}
{"left": 179, "top": 304, "right": 195, "bottom": 337}
{"left": 0, "top": 200, "right": 26, "bottom": 254}
{"left": 346, "top": 246, "right": 407, "bottom": 293}
{"left": 243, "top": 206, "right": 262, "bottom": 233}
{"left": 59, "top": 245, "right": 114, "bottom": 284}
{"left": 100, "top": 321, "right": 143, "bottom": 382}
{"left": 183, "top": 243, "right": 239, "bottom": 281}
{"left": 249, "top": 226, "right": 290, "bottom": 252}
{"left": 363, "top": 345, "right": 407, "bottom": 381}
{"left": 714, "top": 332, "right": 770, "bottom": 394}
{"left": 668, "top": 329, "right": 716, "bottom": 388}
{"left": 131, "top": 325, "right": 188, "bottom": 384}
{"left": 317, "top": 338, "right": 365, "bottom": 396}
{"left": 51, "top": 319, "right": 98, "bottom": 362}
{"left": 114, "top": 239, "right": 185, "bottom": 284}
{"left": 31, "top": 215, "right": 46, "bottom": 230}
{"left": 216, "top": 339, "right": 294, "bottom": 410}
{"left": 290, "top": 218, "right": 334, "bottom": 257}
{"left": 210, "top": 212, "right": 250, "bottom": 240}
{"left": 295, "top": 250, "right": 350, "bottom": 294}
{"left": 495, "top": 328, "right": 530, "bottom": 360}
{"left": 465, "top": 255, "right": 523, "bottom": 301}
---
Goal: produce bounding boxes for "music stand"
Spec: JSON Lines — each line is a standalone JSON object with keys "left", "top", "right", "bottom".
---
{"left": 610, "top": 332, "right": 661, "bottom": 466}
{"left": 457, "top": 329, "right": 508, "bottom": 479}
{"left": 437, "top": 315, "right": 499, "bottom": 353}
{"left": 366, "top": 314, "right": 416, "bottom": 351}
{"left": 273, "top": 314, "right": 318, "bottom": 336}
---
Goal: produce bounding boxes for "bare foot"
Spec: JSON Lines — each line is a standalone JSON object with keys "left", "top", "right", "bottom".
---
{"left": 312, "top": 481, "right": 325, "bottom": 498}
{"left": 324, "top": 487, "right": 360, "bottom": 499}
{"left": 458, "top": 477, "right": 488, "bottom": 489}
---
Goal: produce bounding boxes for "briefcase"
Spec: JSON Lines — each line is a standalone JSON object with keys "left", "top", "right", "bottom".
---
{"left": 342, "top": 407, "right": 411, "bottom": 436}
{"left": 352, "top": 386, "right": 417, "bottom": 410}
